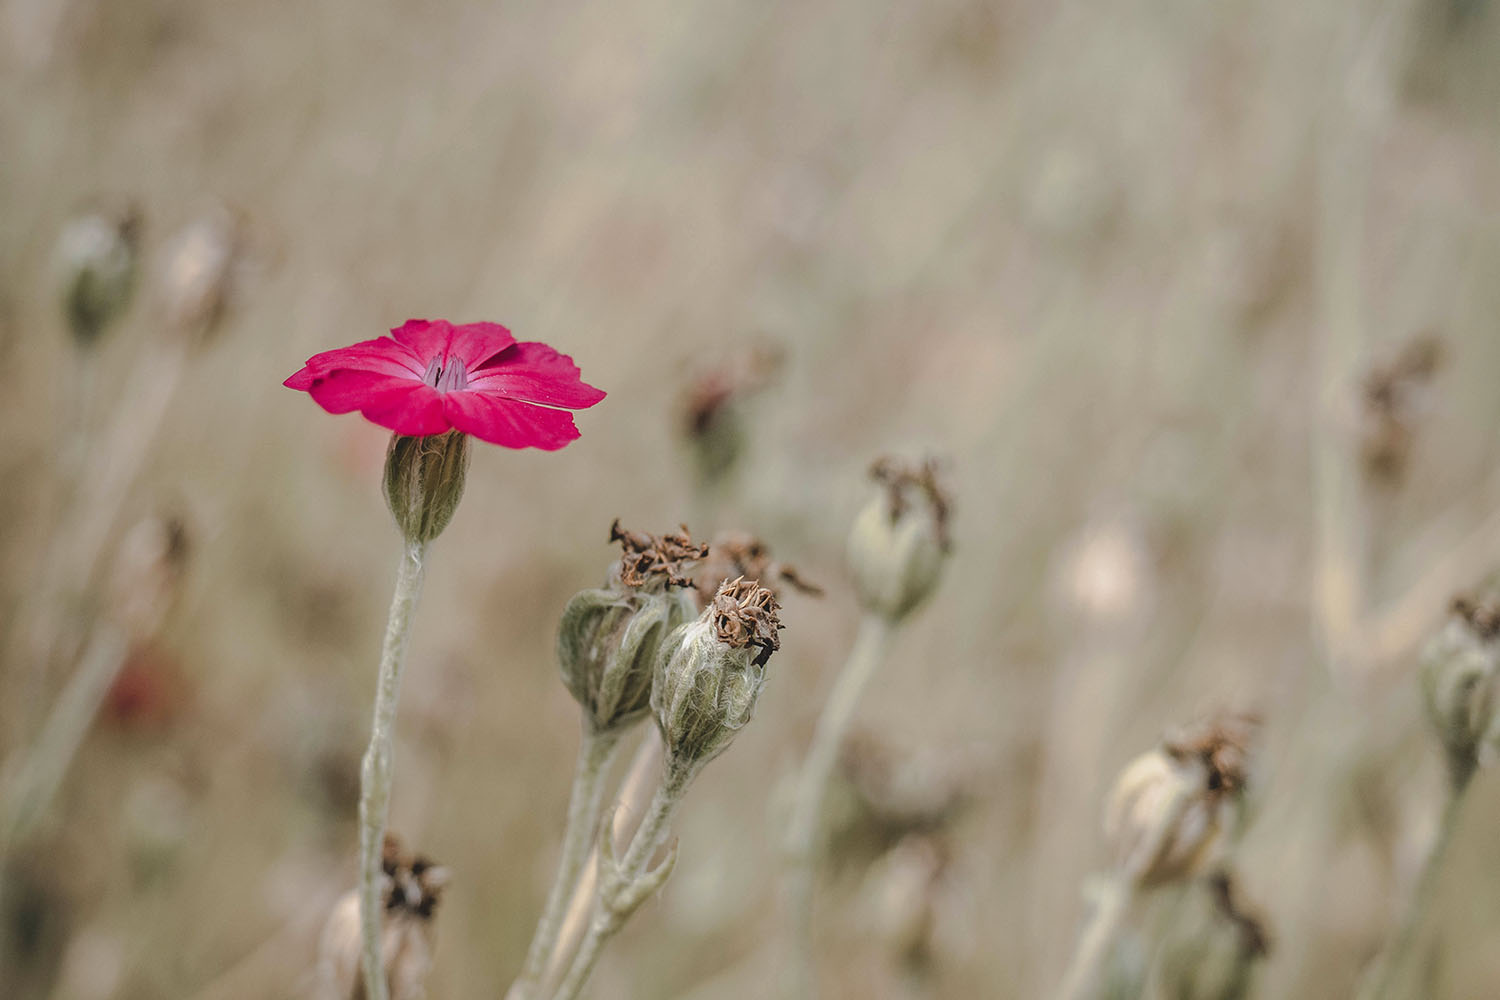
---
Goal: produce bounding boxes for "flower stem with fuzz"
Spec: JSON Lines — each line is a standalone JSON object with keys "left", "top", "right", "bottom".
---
{"left": 509, "top": 724, "right": 623, "bottom": 1000}
{"left": 781, "top": 613, "right": 893, "bottom": 998}
{"left": 1056, "top": 876, "right": 1133, "bottom": 1000}
{"left": 552, "top": 759, "right": 695, "bottom": 1000}
{"left": 359, "top": 540, "right": 428, "bottom": 1000}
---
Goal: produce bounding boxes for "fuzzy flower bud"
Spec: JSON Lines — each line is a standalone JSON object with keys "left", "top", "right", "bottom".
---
{"left": 848, "top": 457, "right": 952, "bottom": 622}
{"left": 55, "top": 206, "right": 139, "bottom": 347}
{"left": 652, "top": 578, "right": 781, "bottom": 769}
{"left": 383, "top": 432, "right": 470, "bottom": 545}
{"left": 559, "top": 521, "right": 705, "bottom": 735}
{"left": 1421, "top": 595, "right": 1500, "bottom": 791}
{"left": 1104, "top": 714, "right": 1254, "bottom": 888}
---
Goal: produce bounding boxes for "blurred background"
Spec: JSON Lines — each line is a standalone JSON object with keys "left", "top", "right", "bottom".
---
{"left": 5, "top": 0, "right": 1500, "bottom": 997}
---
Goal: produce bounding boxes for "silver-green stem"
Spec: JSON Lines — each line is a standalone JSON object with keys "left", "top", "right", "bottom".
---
{"left": 1056, "top": 876, "right": 1133, "bottom": 1000}
{"left": 509, "top": 723, "right": 623, "bottom": 1000}
{"left": 0, "top": 624, "right": 128, "bottom": 861}
{"left": 781, "top": 613, "right": 893, "bottom": 998}
{"left": 358, "top": 541, "right": 428, "bottom": 1000}
{"left": 551, "top": 760, "right": 693, "bottom": 1000}
{"left": 1357, "top": 787, "right": 1466, "bottom": 1000}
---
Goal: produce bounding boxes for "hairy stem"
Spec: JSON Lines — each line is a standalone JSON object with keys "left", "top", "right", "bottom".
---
{"left": 781, "top": 613, "right": 893, "bottom": 998}
{"left": 509, "top": 724, "right": 622, "bottom": 1000}
{"left": 1357, "top": 788, "right": 1465, "bottom": 1000}
{"left": 358, "top": 541, "right": 428, "bottom": 1000}
{"left": 542, "top": 733, "right": 663, "bottom": 991}
{"left": 551, "top": 760, "right": 692, "bottom": 1000}
{"left": 1056, "top": 877, "right": 1133, "bottom": 1000}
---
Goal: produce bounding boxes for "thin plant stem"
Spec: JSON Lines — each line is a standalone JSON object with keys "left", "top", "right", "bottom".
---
{"left": 542, "top": 732, "right": 664, "bottom": 990}
{"left": 509, "top": 723, "right": 623, "bottom": 1000}
{"left": 551, "top": 759, "right": 693, "bottom": 1000}
{"left": 0, "top": 624, "right": 128, "bottom": 860}
{"left": 1055, "top": 876, "right": 1133, "bottom": 1000}
{"left": 1357, "top": 788, "right": 1466, "bottom": 1000}
{"left": 358, "top": 540, "right": 428, "bottom": 1000}
{"left": 781, "top": 613, "right": 893, "bottom": 998}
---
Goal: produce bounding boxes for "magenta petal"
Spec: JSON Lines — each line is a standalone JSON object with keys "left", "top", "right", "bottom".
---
{"left": 284, "top": 367, "right": 317, "bottom": 390}
{"left": 442, "top": 391, "right": 581, "bottom": 450}
{"left": 446, "top": 322, "right": 517, "bottom": 369}
{"left": 466, "top": 342, "right": 607, "bottom": 409}
{"left": 290, "top": 337, "right": 425, "bottom": 384}
{"left": 308, "top": 370, "right": 450, "bottom": 436}
{"left": 389, "top": 319, "right": 453, "bottom": 362}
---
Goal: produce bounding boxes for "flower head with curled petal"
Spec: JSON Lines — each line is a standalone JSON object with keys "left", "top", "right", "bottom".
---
{"left": 285, "top": 319, "right": 605, "bottom": 450}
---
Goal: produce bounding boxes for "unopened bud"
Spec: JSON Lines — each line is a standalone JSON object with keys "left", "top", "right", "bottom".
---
{"left": 317, "top": 835, "right": 449, "bottom": 1000}
{"left": 159, "top": 206, "right": 241, "bottom": 341}
{"left": 848, "top": 457, "right": 952, "bottom": 622}
{"left": 652, "top": 578, "right": 781, "bottom": 769}
{"left": 1421, "top": 597, "right": 1500, "bottom": 792}
{"left": 384, "top": 432, "right": 470, "bottom": 544}
{"left": 1104, "top": 715, "right": 1254, "bottom": 888}
{"left": 56, "top": 206, "right": 139, "bottom": 347}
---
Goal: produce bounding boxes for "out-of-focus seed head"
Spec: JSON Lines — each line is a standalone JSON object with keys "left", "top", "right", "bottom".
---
{"left": 848, "top": 457, "right": 952, "bottom": 622}
{"left": 652, "top": 577, "right": 781, "bottom": 769}
{"left": 383, "top": 432, "right": 471, "bottom": 545}
{"left": 106, "top": 514, "right": 190, "bottom": 640}
{"left": 678, "top": 343, "right": 784, "bottom": 489}
{"left": 1104, "top": 713, "right": 1256, "bottom": 888}
{"left": 1421, "top": 593, "right": 1500, "bottom": 792}
{"left": 317, "top": 835, "right": 449, "bottom": 1000}
{"left": 1359, "top": 332, "right": 1444, "bottom": 487}
{"left": 560, "top": 522, "right": 705, "bottom": 735}
{"left": 159, "top": 206, "right": 242, "bottom": 343}
{"left": 56, "top": 205, "right": 140, "bottom": 347}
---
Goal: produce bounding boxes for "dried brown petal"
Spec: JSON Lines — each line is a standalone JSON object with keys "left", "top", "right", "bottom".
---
{"left": 870, "top": 456, "right": 953, "bottom": 552}
{"left": 709, "top": 577, "right": 782, "bottom": 666}
{"left": 692, "top": 530, "right": 822, "bottom": 604}
{"left": 1162, "top": 710, "right": 1259, "bottom": 798}
{"left": 609, "top": 519, "right": 707, "bottom": 590}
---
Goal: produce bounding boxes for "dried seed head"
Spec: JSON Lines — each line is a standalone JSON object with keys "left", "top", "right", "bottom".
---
{"left": 678, "top": 342, "right": 783, "bottom": 487}
{"left": 1421, "top": 596, "right": 1500, "bottom": 792}
{"left": 560, "top": 522, "right": 705, "bottom": 734}
{"left": 159, "top": 206, "right": 242, "bottom": 343}
{"left": 106, "top": 514, "right": 190, "bottom": 640}
{"left": 607, "top": 519, "right": 708, "bottom": 593}
{"left": 56, "top": 205, "right": 140, "bottom": 347}
{"left": 848, "top": 457, "right": 952, "bottom": 622}
{"left": 317, "top": 835, "right": 448, "bottom": 1000}
{"left": 1105, "top": 715, "right": 1255, "bottom": 888}
{"left": 692, "top": 530, "right": 822, "bottom": 606}
{"left": 383, "top": 432, "right": 471, "bottom": 545}
{"left": 652, "top": 578, "right": 782, "bottom": 768}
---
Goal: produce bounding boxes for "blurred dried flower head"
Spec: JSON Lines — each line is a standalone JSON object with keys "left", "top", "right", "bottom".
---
{"left": 836, "top": 731, "right": 980, "bottom": 842}
{"left": 106, "top": 513, "right": 190, "bottom": 640}
{"left": 1421, "top": 589, "right": 1500, "bottom": 790}
{"left": 1358, "top": 332, "right": 1444, "bottom": 486}
{"left": 691, "top": 529, "right": 821, "bottom": 606}
{"left": 1105, "top": 712, "right": 1257, "bottom": 888}
{"left": 317, "top": 835, "right": 449, "bottom": 1000}
{"left": 678, "top": 341, "right": 784, "bottom": 487}
{"left": 158, "top": 205, "right": 244, "bottom": 341}
{"left": 848, "top": 456, "right": 953, "bottom": 622}
{"left": 55, "top": 204, "right": 140, "bottom": 347}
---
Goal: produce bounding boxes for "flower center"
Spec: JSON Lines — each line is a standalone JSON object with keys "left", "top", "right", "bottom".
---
{"left": 421, "top": 356, "right": 468, "bottom": 393}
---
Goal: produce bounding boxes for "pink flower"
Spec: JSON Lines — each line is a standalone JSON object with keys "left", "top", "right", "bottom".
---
{"left": 285, "top": 320, "right": 605, "bottom": 450}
